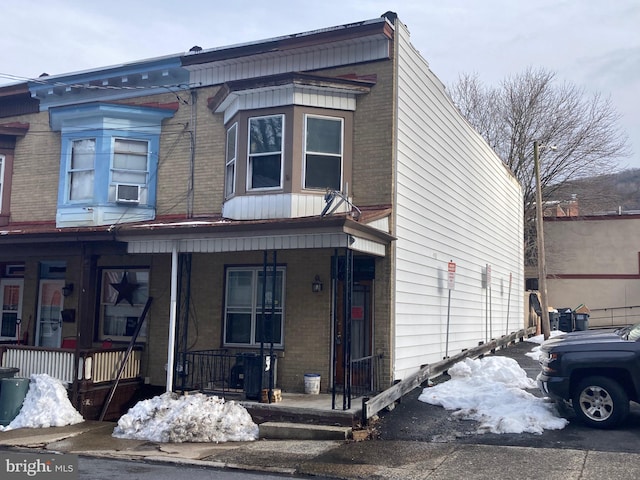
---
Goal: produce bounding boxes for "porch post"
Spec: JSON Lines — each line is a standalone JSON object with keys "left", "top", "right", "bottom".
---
{"left": 166, "top": 243, "right": 179, "bottom": 392}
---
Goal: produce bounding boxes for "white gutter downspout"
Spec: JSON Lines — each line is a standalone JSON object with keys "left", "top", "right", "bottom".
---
{"left": 166, "top": 243, "right": 179, "bottom": 392}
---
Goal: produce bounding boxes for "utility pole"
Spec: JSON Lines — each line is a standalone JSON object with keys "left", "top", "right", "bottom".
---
{"left": 534, "top": 140, "right": 551, "bottom": 339}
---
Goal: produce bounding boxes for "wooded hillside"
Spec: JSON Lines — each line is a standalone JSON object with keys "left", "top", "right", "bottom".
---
{"left": 548, "top": 169, "right": 640, "bottom": 215}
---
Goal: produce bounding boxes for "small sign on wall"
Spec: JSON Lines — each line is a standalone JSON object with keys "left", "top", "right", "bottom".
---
{"left": 447, "top": 261, "right": 456, "bottom": 290}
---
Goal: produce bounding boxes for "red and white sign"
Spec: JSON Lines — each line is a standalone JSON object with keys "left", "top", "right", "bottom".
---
{"left": 447, "top": 261, "right": 456, "bottom": 290}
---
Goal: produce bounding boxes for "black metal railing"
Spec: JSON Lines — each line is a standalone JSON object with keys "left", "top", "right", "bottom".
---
{"left": 178, "top": 349, "right": 242, "bottom": 394}
{"left": 350, "top": 355, "right": 377, "bottom": 398}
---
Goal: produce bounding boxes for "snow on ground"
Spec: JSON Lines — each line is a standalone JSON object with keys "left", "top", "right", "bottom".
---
{"left": 418, "top": 339, "right": 569, "bottom": 435}
{"left": 0, "top": 374, "right": 83, "bottom": 431}
{"left": 112, "top": 392, "right": 259, "bottom": 443}
{"left": 2, "top": 334, "right": 566, "bottom": 439}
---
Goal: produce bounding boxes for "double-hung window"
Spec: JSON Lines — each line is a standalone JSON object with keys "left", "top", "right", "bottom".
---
{"left": 224, "top": 267, "right": 285, "bottom": 346}
{"left": 69, "top": 139, "right": 96, "bottom": 201}
{"left": 248, "top": 114, "right": 283, "bottom": 190}
{"left": 111, "top": 138, "right": 149, "bottom": 202}
{"left": 225, "top": 123, "right": 237, "bottom": 198}
{"left": 304, "top": 115, "right": 343, "bottom": 190}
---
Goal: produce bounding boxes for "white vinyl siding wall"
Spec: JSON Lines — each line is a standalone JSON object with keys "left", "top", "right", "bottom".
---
{"left": 392, "top": 22, "right": 524, "bottom": 380}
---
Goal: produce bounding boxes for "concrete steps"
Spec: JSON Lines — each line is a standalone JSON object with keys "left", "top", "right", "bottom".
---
{"left": 259, "top": 421, "right": 352, "bottom": 440}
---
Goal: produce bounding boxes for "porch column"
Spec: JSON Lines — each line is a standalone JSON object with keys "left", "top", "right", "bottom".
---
{"left": 166, "top": 243, "right": 179, "bottom": 392}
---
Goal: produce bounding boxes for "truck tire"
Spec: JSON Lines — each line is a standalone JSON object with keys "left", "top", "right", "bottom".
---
{"left": 571, "top": 376, "right": 629, "bottom": 429}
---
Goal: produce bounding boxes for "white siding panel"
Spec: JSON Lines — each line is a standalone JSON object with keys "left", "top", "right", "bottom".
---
{"left": 187, "top": 38, "right": 391, "bottom": 87}
{"left": 222, "top": 193, "right": 352, "bottom": 220}
{"left": 393, "top": 23, "right": 524, "bottom": 380}
{"left": 125, "top": 233, "right": 359, "bottom": 254}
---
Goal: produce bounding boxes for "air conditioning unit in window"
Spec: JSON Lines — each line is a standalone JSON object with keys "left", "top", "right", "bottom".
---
{"left": 115, "top": 184, "right": 141, "bottom": 204}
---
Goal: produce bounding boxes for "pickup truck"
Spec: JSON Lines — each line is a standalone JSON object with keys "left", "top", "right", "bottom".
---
{"left": 537, "top": 323, "right": 640, "bottom": 429}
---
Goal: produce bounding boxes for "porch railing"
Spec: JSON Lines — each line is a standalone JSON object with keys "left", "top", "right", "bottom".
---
{"left": 178, "top": 349, "right": 243, "bottom": 394}
{"left": 0, "top": 345, "right": 142, "bottom": 385}
{"left": 178, "top": 349, "right": 279, "bottom": 397}
{"left": 350, "top": 355, "right": 378, "bottom": 398}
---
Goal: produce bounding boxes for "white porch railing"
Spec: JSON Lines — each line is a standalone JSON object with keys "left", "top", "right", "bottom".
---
{"left": 0, "top": 345, "right": 142, "bottom": 385}
{"left": 1, "top": 347, "right": 75, "bottom": 383}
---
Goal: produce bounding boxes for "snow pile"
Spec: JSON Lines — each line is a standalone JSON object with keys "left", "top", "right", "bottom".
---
{"left": 418, "top": 356, "right": 568, "bottom": 434}
{"left": 0, "top": 374, "right": 83, "bottom": 431}
{"left": 525, "top": 330, "right": 565, "bottom": 361}
{"left": 112, "top": 392, "right": 259, "bottom": 443}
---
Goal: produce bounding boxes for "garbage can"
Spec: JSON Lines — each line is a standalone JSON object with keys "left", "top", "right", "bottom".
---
{"left": 549, "top": 311, "right": 560, "bottom": 331}
{"left": 558, "top": 308, "right": 574, "bottom": 332}
{"left": 243, "top": 354, "right": 262, "bottom": 400}
{"left": 0, "top": 367, "right": 19, "bottom": 399}
{"left": 0, "top": 367, "right": 19, "bottom": 379}
{"left": 575, "top": 313, "right": 589, "bottom": 331}
{"left": 0, "top": 377, "right": 30, "bottom": 426}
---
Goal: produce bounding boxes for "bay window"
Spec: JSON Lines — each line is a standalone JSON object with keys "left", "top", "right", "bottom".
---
{"left": 51, "top": 102, "right": 175, "bottom": 227}
{"left": 224, "top": 266, "right": 285, "bottom": 346}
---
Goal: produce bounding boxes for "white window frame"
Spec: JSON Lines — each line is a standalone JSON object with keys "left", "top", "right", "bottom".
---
{"left": 303, "top": 114, "right": 343, "bottom": 191}
{"left": 247, "top": 114, "right": 284, "bottom": 191}
{"left": 225, "top": 123, "right": 237, "bottom": 198}
{"left": 223, "top": 266, "right": 285, "bottom": 347}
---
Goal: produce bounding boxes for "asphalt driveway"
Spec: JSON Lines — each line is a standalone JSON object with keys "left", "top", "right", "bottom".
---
{"left": 375, "top": 340, "right": 640, "bottom": 453}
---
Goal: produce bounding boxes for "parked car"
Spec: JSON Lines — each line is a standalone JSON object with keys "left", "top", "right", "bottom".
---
{"left": 537, "top": 323, "right": 640, "bottom": 428}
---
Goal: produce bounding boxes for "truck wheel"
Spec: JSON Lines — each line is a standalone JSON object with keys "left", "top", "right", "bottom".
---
{"left": 571, "top": 376, "right": 629, "bottom": 429}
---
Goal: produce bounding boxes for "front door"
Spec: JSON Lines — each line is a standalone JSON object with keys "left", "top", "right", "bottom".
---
{"left": 35, "top": 279, "right": 64, "bottom": 348}
{"left": 0, "top": 279, "right": 23, "bottom": 342}
{"left": 335, "top": 280, "right": 373, "bottom": 389}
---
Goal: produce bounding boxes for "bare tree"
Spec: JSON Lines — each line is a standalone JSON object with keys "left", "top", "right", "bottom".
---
{"left": 450, "top": 68, "right": 630, "bottom": 264}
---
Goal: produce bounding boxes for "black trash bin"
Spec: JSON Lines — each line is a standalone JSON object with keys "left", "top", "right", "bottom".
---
{"left": 243, "top": 353, "right": 262, "bottom": 400}
{"left": 558, "top": 308, "right": 574, "bottom": 332}
{"left": 549, "top": 311, "right": 560, "bottom": 331}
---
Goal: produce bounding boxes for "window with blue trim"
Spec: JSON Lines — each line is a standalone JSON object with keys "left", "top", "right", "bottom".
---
{"left": 50, "top": 103, "right": 175, "bottom": 227}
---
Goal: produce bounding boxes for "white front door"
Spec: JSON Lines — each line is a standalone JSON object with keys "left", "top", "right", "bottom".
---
{"left": 0, "top": 279, "right": 23, "bottom": 342}
{"left": 35, "top": 279, "right": 65, "bottom": 348}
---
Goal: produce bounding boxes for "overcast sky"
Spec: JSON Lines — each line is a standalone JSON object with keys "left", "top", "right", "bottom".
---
{"left": 2, "top": 0, "right": 638, "bottom": 168}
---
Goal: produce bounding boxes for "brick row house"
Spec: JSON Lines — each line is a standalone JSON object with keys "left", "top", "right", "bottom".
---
{"left": 0, "top": 12, "right": 523, "bottom": 418}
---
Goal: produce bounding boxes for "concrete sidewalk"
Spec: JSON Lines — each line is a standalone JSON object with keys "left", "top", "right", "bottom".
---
{"left": 2, "top": 420, "right": 640, "bottom": 479}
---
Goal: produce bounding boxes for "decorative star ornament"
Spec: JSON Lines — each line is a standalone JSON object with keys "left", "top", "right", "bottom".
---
{"left": 111, "top": 272, "right": 139, "bottom": 306}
